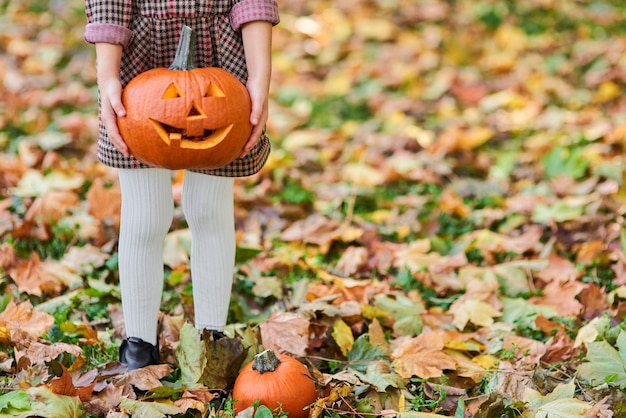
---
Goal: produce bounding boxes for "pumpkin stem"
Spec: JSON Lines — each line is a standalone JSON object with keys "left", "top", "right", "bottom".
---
{"left": 169, "top": 25, "right": 196, "bottom": 70}
{"left": 252, "top": 349, "right": 282, "bottom": 374}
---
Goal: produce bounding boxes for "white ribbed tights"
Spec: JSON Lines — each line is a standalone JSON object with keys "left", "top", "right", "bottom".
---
{"left": 117, "top": 168, "right": 235, "bottom": 345}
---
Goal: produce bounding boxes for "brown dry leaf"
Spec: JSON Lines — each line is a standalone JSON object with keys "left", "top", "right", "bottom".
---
{"left": 175, "top": 398, "right": 207, "bottom": 414}
{"left": 259, "top": 311, "right": 310, "bottom": 357}
{"left": 113, "top": 364, "right": 173, "bottom": 392}
{"left": 535, "top": 254, "right": 580, "bottom": 284}
{"left": 0, "top": 300, "right": 54, "bottom": 341}
{"left": 502, "top": 335, "right": 546, "bottom": 366}
{"left": 492, "top": 361, "right": 535, "bottom": 403}
{"left": 24, "top": 190, "right": 79, "bottom": 224}
{"left": 575, "top": 241, "right": 605, "bottom": 264}
{"left": 335, "top": 246, "right": 368, "bottom": 277}
{"left": 541, "top": 328, "right": 580, "bottom": 364}
{"left": 47, "top": 365, "right": 96, "bottom": 402}
{"left": 279, "top": 214, "right": 360, "bottom": 254}
{"left": 530, "top": 279, "right": 586, "bottom": 316}
{"left": 85, "top": 382, "right": 126, "bottom": 416}
{"left": 7, "top": 252, "right": 63, "bottom": 296}
{"left": 391, "top": 331, "right": 457, "bottom": 379}
{"left": 368, "top": 318, "right": 390, "bottom": 356}
{"left": 16, "top": 341, "right": 84, "bottom": 366}
{"left": 534, "top": 314, "right": 563, "bottom": 335}
{"left": 439, "top": 188, "right": 470, "bottom": 218}
{"left": 86, "top": 177, "right": 121, "bottom": 227}
{"left": 578, "top": 283, "right": 610, "bottom": 320}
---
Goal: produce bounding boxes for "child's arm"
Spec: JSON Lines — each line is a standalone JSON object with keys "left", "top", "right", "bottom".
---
{"left": 240, "top": 20, "right": 273, "bottom": 158}
{"left": 95, "top": 42, "right": 130, "bottom": 157}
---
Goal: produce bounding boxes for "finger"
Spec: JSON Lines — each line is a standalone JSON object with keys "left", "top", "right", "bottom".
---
{"left": 102, "top": 106, "right": 130, "bottom": 157}
{"left": 239, "top": 127, "right": 262, "bottom": 158}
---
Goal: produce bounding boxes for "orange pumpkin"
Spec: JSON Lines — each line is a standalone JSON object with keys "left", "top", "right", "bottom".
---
{"left": 232, "top": 349, "right": 317, "bottom": 418}
{"left": 117, "top": 26, "right": 252, "bottom": 170}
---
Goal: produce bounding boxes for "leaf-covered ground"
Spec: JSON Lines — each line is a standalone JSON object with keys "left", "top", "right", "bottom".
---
{"left": 1, "top": 0, "right": 626, "bottom": 416}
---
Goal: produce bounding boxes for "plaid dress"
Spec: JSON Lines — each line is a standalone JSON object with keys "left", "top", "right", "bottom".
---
{"left": 84, "top": 0, "right": 279, "bottom": 176}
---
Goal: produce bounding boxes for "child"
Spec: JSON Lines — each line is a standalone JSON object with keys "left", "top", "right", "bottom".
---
{"left": 84, "top": 0, "right": 279, "bottom": 370}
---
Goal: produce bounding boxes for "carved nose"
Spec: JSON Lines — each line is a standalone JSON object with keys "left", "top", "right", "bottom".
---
{"left": 187, "top": 102, "right": 206, "bottom": 119}
{"left": 185, "top": 102, "right": 207, "bottom": 137}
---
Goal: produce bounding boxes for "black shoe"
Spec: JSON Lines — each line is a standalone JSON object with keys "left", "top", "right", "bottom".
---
{"left": 201, "top": 329, "right": 226, "bottom": 341}
{"left": 119, "top": 337, "right": 160, "bottom": 371}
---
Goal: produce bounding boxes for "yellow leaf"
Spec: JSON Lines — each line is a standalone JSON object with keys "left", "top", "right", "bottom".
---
{"left": 457, "top": 126, "right": 494, "bottom": 150}
{"left": 332, "top": 319, "right": 354, "bottom": 356}
{"left": 451, "top": 299, "right": 501, "bottom": 330}
{"left": 573, "top": 316, "right": 609, "bottom": 347}
{"left": 472, "top": 353, "right": 500, "bottom": 370}
{"left": 0, "top": 326, "right": 10, "bottom": 343}
{"left": 595, "top": 80, "right": 621, "bottom": 103}
{"left": 361, "top": 304, "right": 389, "bottom": 320}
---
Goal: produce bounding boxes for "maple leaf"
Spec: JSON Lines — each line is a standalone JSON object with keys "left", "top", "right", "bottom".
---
{"left": 391, "top": 332, "right": 457, "bottom": 379}
{"left": 450, "top": 299, "right": 501, "bottom": 330}
{"left": 0, "top": 300, "right": 54, "bottom": 341}
{"left": 577, "top": 329, "right": 626, "bottom": 388}
{"left": 6, "top": 252, "right": 64, "bottom": 297}
{"left": 259, "top": 311, "right": 310, "bottom": 357}
{"left": 119, "top": 397, "right": 182, "bottom": 417}
{"left": 24, "top": 386, "right": 85, "bottom": 418}
{"left": 46, "top": 365, "right": 96, "bottom": 402}
{"left": 113, "top": 364, "right": 173, "bottom": 392}
{"left": 522, "top": 381, "right": 593, "bottom": 417}
{"left": 16, "top": 341, "right": 84, "bottom": 367}
{"left": 85, "top": 177, "right": 120, "bottom": 227}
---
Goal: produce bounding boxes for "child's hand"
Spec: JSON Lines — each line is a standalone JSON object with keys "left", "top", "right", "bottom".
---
{"left": 239, "top": 79, "right": 269, "bottom": 158}
{"left": 99, "top": 77, "right": 130, "bottom": 157}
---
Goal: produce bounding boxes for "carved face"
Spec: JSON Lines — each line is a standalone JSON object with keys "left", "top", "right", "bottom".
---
{"left": 118, "top": 67, "right": 252, "bottom": 170}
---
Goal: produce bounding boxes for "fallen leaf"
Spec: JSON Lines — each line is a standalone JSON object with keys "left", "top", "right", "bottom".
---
{"left": 260, "top": 311, "right": 310, "bottom": 357}
{"left": 0, "top": 300, "right": 54, "bottom": 341}
{"left": 391, "top": 332, "right": 457, "bottom": 379}
{"left": 47, "top": 365, "right": 96, "bottom": 402}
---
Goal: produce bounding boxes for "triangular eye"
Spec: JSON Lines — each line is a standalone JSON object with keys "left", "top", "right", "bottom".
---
{"left": 163, "top": 83, "right": 183, "bottom": 99}
{"left": 205, "top": 82, "right": 225, "bottom": 98}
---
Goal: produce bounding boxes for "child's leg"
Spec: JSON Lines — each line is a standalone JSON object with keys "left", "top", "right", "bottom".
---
{"left": 181, "top": 171, "right": 235, "bottom": 332}
{"left": 117, "top": 168, "right": 174, "bottom": 345}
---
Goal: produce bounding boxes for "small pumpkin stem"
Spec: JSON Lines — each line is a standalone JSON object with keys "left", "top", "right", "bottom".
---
{"left": 169, "top": 25, "right": 196, "bottom": 71}
{"left": 252, "top": 349, "right": 282, "bottom": 374}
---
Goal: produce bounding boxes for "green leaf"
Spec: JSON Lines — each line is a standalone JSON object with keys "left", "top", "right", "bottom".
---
{"left": 541, "top": 145, "right": 589, "bottom": 180}
{"left": 500, "top": 297, "right": 557, "bottom": 330}
{"left": 576, "top": 330, "right": 626, "bottom": 388}
{"left": 118, "top": 397, "right": 182, "bottom": 418}
{"left": 454, "top": 397, "right": 465, "bottom": 418}
{"left": 532, "top": 202, "right": 584, "bottom": 224}
{"left": 200, "top": 330, "right": 248, "bottom": 389}
{"left": 374, "top": 293, "right": 423, "bottom": 336}
{"left": 346, "top": 334, "right": 388, "bottom": 373}
{"left": 0, "top": 390, "right": 30, "bottom": 413}
{"left": 22, "top": 387, "right": 84, "bottom": 418}
{"left": 175, "top": 323, "right": 206, "bottom": 385}
{"left": 236, "top": 244, "right": 264, "bottom": 264}
{"left": 254, "top": 405, "right": 274, "bottom": 418}
{"left": 352, "top": 359, "right": 404, "bottom": 392}
{"left": 535, "top": 398, "right": 593, "bottom": 418}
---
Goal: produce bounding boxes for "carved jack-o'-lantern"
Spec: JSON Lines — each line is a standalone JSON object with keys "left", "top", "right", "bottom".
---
{"left": 118, "top": 26, "right": 252, "bottom": 170}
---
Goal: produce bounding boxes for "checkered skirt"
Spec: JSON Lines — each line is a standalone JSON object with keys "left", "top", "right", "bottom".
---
{"left": 96, "top": 0, "right": 270, "bottom": 176}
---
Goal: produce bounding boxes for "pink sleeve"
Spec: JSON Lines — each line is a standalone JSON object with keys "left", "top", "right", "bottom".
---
{"left": 84, "top": 0, "right": 134, "bottom": 47}
{"left": 230, "top": 0, "right": 280, "bottom": 31}
{"left": 84, "top": 23, "right": 134, "bottom": 47}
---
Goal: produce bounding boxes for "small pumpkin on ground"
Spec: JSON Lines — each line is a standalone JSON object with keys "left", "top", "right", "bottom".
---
{"left": 232, "top": 349, "right": 317, "bottom": 418}
{"left": 118, "top": 25, "right": 252, "bottom": 170}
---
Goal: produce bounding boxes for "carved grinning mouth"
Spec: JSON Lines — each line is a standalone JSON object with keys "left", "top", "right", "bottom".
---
{"left": 150, "top": 119, "right": 233, "bottom": 149}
